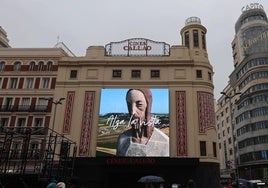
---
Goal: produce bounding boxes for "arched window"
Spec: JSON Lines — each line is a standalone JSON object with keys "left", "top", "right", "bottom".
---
{"left": 47, "top": 61, "right": 53, "bottom": 71}
{"left": 0, "top": 61, "right": 5, "bottom": 71}
{"left": 29, "top": 61, "right": 35, "bottom": 71}
{"left": 38, "top": 61, "right": 44, "bottom": 71}
{"left": 14, "top": 61, "right": 21, "bottom": 71}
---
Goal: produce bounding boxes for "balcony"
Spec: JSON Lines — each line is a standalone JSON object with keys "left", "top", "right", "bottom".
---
{"left": 0, "top": 126, "right": 47, "bottom": 135}
{"left": 0, "top": 105, "right": 49, "bottom": 112}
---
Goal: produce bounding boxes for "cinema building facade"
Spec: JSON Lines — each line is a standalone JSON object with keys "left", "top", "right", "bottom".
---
{"left": 0, "top": 17, "right": 219, "bottom": 188}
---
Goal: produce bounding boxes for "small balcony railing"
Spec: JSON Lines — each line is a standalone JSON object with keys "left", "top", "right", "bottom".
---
{"left": 0, "top": 105, "right": 48, "bottom": 112}
{"left": 0, "top": 126, "right": 48, "bottom": 135}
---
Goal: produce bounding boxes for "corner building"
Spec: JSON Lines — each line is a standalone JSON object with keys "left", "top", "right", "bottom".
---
{"left": 231, "top": 5, "right": 268, "bottom": 180}
{"left": 0, "top": 17, "right": 219, "bottom": 188}
{"left": 216, "top": 4, "right": 268, "bottom": 181}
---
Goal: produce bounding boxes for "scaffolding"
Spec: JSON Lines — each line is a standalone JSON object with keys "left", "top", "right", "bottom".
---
{"left": 0, "top": 126, "right": 77, "bottom": 183}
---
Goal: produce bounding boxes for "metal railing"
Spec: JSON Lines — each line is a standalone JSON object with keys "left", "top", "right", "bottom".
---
{"left": 0, "top": 105, "right": 48, "bottom": 112}
{"left": 0, "top": 126, "right": 77, "bottom": 182}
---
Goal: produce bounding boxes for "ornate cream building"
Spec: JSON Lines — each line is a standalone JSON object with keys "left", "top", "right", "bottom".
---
{"left": 0, "top": 17, "right": 219, "bottom": 188}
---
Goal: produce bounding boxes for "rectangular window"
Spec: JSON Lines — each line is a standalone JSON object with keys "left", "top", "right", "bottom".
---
{"left": 29, "top": 142, "right": 40, "bottom": 159}
{"left": 213, "top": 142, "right": 217, "bottom": 157}
{"left": 0, "top": 77, "right": 2, "bottom": 88}
{"left": 228, "top": 137, "right": 232, "bottom": 144}
{"left": 20, "top": 98, "right": 30, "bottom": 111}
{"left": 202, "top": 31, "right": 206, "bottom": 49}
{"left": 34, "top": 118, "right": 43, "bottom": 127}
{"left": 41, "top": 78, "right": 50, "bottom": 88}
{"left": 9, "top": 78, "right": 18, "bottom": 89}
{"left": 25, "top": 78, "right": 34, "bottom": 88}
{"left": 5, "top": 98, "right": 13, "bottom": 110}
{"left": 229, "top": 148, "right": 233, "bottom": 155}
{"left": 200, "top": 141, "right": 207, "bottom": 156}
{"left": 70, "top": 70, "right": 77, "bottom": 78}
{"left": 193, "top": 30, "right": 199, "bottom": 47}
{"left": 131, "top": 70, "right": 141, "bottom": 78}
{"left": 36, "top": 98, "right": 48, "bottom": 111}
{"left": 208, "top": 72, "right": 212, "bottom": 80}
{"left": 112, "top": 70, "right": 122, "bottom": 78}
{"left": 185, "top": 31, "right": 189, "bottom": 48}
{"left": 0, "top": 118, "right": 9, "bottom": 129}
{"left": 10, "top": 142, "right": 21, "bottom": 159}
{"left": 196, "top": 70, "right": 202, "bottom": 78}
{"left": 151, "top": 70, "right": 160, "bottom": 78}
{"left": 17, "top": 118, "right": 26, "bottom": 133}
{"left": 0, "top": 62, "right": 5, "bottom": 71}
{"left": 17, "top": 118, "right": 26, "bottom": 127}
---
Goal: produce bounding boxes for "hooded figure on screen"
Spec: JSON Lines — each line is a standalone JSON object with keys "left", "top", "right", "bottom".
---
{"left": 116, "top": 88, "right": 169, "bottom": 156}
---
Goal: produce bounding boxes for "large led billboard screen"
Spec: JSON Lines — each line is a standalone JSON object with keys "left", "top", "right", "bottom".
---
{"left": 97, "top": 88, "right": 169, "bottom": 157}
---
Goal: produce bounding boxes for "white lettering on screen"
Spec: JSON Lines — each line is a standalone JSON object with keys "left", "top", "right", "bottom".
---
{"left": 105, "top": 114, "right": 161, "bottom": 130}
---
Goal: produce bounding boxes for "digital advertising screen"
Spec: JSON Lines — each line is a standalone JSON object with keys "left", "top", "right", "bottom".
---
{"left": 97, "top": 88, "right": 169, "bottom": 157}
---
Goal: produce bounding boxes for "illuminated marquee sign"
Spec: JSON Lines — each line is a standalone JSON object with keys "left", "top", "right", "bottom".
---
{"left": 105, "top": 38, "right": 170, "bottom": 56}
{"left": 241, "top": 3, "right": 264, "bottom": 12}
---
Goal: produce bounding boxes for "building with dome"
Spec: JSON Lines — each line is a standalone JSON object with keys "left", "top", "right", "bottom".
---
{"left": 216, "top": 3, "right": 268, "bottom": 181}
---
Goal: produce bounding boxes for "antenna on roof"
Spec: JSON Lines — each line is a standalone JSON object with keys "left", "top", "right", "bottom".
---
{"left": 56, "top": 36, "right": 60, "bottom": 44}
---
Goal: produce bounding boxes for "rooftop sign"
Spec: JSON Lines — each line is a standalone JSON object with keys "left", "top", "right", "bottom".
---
{"left": 241, "top": 3, "right": 264, "bottom": 12}
{"left": 105, "top": 38, "right": 170, "bottom": 56}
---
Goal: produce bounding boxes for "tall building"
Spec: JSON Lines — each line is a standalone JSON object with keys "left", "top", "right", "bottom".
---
{"left": 216, "top": 3, "right": 268, "bottom": 180}
{"left": 0, "top": 27, "right": 10, "bottom": 48}
{"left": 0, "top": 17, "right": 219, "bottom": 188}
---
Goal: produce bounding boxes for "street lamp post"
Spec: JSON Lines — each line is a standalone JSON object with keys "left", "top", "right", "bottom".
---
{"left": 220, "top": 91, "right": 241, "bottom": 185}
{"left": 42, "top": 97, "right": 65, "bottom": 134}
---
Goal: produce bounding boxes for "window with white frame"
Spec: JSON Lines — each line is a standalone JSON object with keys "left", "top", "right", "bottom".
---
{"left": 29, "top": 142, "right": 40, "bottom": 159}
{"left": 5, "top": 98, "right": 13, "bottom": 110}
{"left": 36, "top": 98, "right": 48, "bottom": 111}
{"left": 29, "top": 61, "right": 35, "bottom": 71}
{"left": 41, "top": 78, "right": 50, "bottom": 88}
{"left": 34, "top": 118, "right": 43, "bottom": 127}
{"left": 47, "top": 61, "right": 53, "bottom": 71}
{"left": 14, "top": 61, "right": 21, "bottom": 71}
{"left": 17, "top": 118, "right": 26, "bottom": 127}
{"left": 38, "top": 61, "right": 44, "bottom": 71}
{"left": 0, "top": 118, "right": 9, "bottom": 129}
{"left": 11, "top": 142, "right": 21, "bottom": 159}
{"left": 9, "top": 78, "right": 18, "bottom": 89}
{"left": 25, "top": 78, "right": 34, "bottom": 89}
{"left": 16, "top": 118, "right": 26, "bottom": 133}
{"left": 0, "top": 61, "right": 5, "bottom": 71}
{"left": 20, "top": 98, "right": 30, "bottom": 110}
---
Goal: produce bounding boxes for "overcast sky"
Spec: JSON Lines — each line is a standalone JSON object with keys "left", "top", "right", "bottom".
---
{"left": 1, "top": 0, "right": 267, "bottom": 99}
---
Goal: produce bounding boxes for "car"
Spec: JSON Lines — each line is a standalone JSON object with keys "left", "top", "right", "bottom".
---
{"left": 238, "top": 179, "right": 267, "bottom": 188}
{"left": 248, "top": 180, "right": 267, "bottom": 188}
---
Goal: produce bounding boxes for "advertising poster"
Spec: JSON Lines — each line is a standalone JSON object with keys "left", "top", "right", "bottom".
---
{"left": 97, "top": 88, "right": 169, "bottom": 157}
